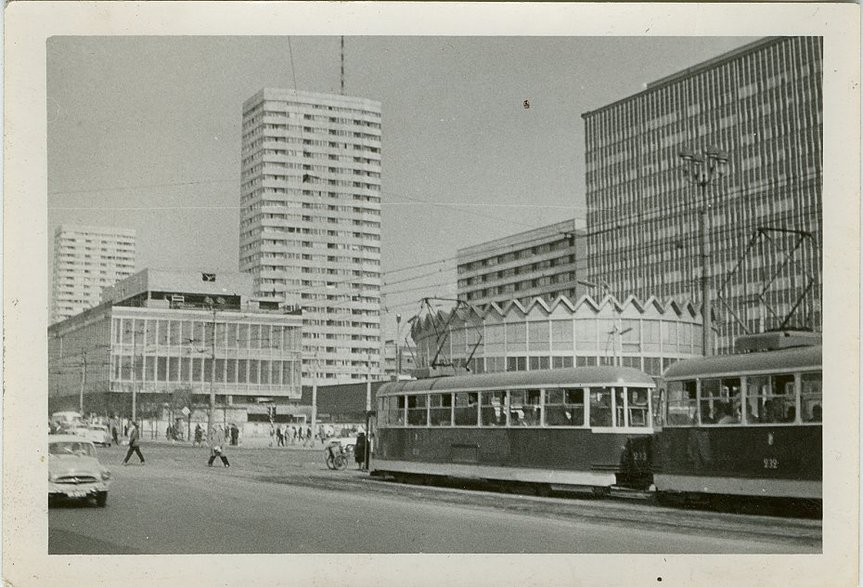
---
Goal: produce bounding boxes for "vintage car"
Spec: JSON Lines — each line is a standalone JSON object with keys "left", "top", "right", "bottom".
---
{"left": 82, "top": 424, "right": 112, "bottom": 447}
{"left": 48, "top": 435, "right": 112, "bottom": 507}
{"left": 326, "top": 435, "right": 357, "bottom": 454}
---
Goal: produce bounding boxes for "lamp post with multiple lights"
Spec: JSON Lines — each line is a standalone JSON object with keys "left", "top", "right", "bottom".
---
{"left": 678, "top": 146, "right": 729, "bottom": 357}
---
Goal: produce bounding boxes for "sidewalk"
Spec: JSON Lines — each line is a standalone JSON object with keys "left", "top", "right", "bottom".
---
{"left": 138, "top": 436, "right": 329, "bottom": 450}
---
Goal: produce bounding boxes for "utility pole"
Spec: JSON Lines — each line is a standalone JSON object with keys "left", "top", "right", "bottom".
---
{"left": 79, "top": 355, "right": 87, "bottom": 414}
{"left": 364, "top": 353, "right": 372, "bottom": 470}
{"left": 208, "top": 306, "right": 217, "bottom": 439}
{"left": 395, "top": 314, "right": 402, "bottom": 379}
{"left": 131, "top": 333, "right": 138, "bottom": 422}
{"left": 310, "top": 353, "right": 318, "bottom": 437}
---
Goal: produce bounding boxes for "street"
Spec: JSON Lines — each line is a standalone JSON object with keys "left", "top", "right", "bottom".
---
{"left": 49, "top": 443, "right": 821, "bottom": 554}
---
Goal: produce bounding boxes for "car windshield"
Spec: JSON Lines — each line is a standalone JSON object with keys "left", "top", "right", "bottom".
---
{"left": 49, "top": 441, "right": 96, "bottom": 457}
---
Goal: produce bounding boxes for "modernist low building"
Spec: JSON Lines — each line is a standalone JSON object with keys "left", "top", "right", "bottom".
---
{"left": 410, "top": 294, "right": 704, "bottom": 379}
{"left": 48, "top": 269, "right": 303, "bottom": 420}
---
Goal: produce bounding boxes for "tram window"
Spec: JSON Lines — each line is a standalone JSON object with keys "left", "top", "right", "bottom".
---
{"left": 407, "top": 395, "right": 427, "bottom": 426}
{"left": 700, "top": 378, "right": 741, "bottom": 425}
{"left": 589, "top": 388, "right": 613, "bottom": 427}
{"left": 773, "top": 374, "right": 796, "bottom": 422}
{"left": 385, "top": 396, "right": 405, "bottom": 426}
{"left": 628, "top": 388, "right": 649, "bottom": 427}
{"left": 747, "top": 374, "right": 793, "bottom": 424}
{"left": 544, "top": 388, "right": 584, "bottom": 426}
{"left": 454, "top": 392, "right": 479, "bottom": 426}
{"left": 509, "top": 390, "right": 540, "bottom": 426}
{"left": 699, "top": 378, "right": 721, "bottom": 424}
{"left": 666, "top": 380, "right": 697, "bottom": 426}
{"left": 801, "top": 372, "right": 822, "bottom": 422}
{"left": 429, "top": 393, "right": 453, "bottom": 426}
{"left": 480, "top": 390, "right": 506, "bottom": 426}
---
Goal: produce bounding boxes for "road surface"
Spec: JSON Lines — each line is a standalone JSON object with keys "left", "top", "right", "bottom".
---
{"left": 49, "top": 443, "right": 821, "bottom": 554}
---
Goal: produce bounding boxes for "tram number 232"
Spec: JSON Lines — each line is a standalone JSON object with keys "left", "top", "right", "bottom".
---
{"left": 763, "top": 458, "right": 780, "bottom": 470}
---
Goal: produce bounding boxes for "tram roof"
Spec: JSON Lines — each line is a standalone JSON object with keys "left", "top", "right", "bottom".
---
{"left": 663, "top": 344, "right": 822, "bottom": 380}
{"left": 378, "top": 366, "right": 655, "bottom": 395}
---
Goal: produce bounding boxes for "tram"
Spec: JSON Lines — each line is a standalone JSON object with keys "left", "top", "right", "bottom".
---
{"left": 653, "top": 331, "right": 822, "bottom": 501}
{"left": 372, "top": 366, "right": 658, "bottom": 494}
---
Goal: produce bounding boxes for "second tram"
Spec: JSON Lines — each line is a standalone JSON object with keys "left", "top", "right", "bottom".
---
{"left": 373, "top": 366, "right": 658, "bottom": 493}
{"left": 653, "top": 332, "right": 822, "bottom": 501}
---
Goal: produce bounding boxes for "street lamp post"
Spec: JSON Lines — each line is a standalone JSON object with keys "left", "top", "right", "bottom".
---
{"left": 577, "top": 278, "right": 631, "bottom": 366}
{"left": 679, "top": 146, "right": 729, "bottom": 357}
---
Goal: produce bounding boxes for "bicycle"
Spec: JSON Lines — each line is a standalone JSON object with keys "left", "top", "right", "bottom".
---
{"left": 325, "top": 443, "right": 347, "bottom": 470}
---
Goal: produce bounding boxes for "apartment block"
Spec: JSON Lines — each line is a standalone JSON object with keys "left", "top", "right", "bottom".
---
{"left": 239, "top": 89, "right": 382, "bottom": 383}
{"left": 51, "top": 224, "right": 137, "bottom": 323}
{"left": 457, "top": 219, "right": 586, "bottom": 307}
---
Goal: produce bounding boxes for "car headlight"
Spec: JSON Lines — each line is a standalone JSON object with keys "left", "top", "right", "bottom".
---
{"left": 101, "top": 470, "right": 112, "bottom": 481}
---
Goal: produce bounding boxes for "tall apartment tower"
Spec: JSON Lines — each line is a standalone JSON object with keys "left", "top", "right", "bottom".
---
{"left": 582, "top": 37, "right": 822, "bottom": 353}
{"left": 239, "top": 89, "right": 382, "bottom": 384}
{"left": 51, "top": 224, "right": 137, "bottom": 323}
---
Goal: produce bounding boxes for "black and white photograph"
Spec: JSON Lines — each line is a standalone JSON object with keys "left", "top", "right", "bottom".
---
{"left": 4, "top": 2, "right": 860, "bottom": 586}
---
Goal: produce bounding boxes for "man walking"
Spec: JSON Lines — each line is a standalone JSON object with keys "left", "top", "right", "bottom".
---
{"left": 207, "top": 428, "right": 230, "bottom": 468}
{"left": 122, "top": 420, "right": 145, "bottom": 465}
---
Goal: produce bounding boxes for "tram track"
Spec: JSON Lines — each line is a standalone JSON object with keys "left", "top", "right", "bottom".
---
{"left": 255, "top": 471, "right": 821, "bottom": 550}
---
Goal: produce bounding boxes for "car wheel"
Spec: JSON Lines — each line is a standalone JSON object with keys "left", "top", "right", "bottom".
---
{"left": 95, "top": 491, "right": 108, "bottom": 508}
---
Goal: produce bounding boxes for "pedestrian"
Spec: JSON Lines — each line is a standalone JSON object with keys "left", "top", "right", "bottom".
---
{"left": 355, "top": 432, "right": 367, "bottom": 470}
{"left": 230, "top": 424, "right": 239, "bottom": 446}
{"left": 305, "top": 426, "right": 312, "bottom": 447}
{"left": 194, "top": 424, "right": 203, "bottom": 446}
{"left": 276, "top": 425, "right": 284, "bottom": 447}
{"left": 111, "top": 423, "right": 119, "bottom": 445}
{"left": 122, "top": 420, "right": 145, "bottom": 465}
{"left": 207, "top": 428, "right": 230, "bottom": 468}
{"left": 268, "top": 424, "right": 275, "bottom": 447}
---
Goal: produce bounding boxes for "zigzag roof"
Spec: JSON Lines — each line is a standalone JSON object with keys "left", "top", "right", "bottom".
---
{"left": 410, "top": 294, "right": 702, "bottom": 338}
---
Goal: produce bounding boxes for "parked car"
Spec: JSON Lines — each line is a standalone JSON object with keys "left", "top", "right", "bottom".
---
{"left": 82, "top": 424, "right": 112, "bottom": 447}
{"left": 63, "top": 425, "right": 90, "bottom": 438}
{"left": 48, "top": 435, "right": 112, "bottom": 507}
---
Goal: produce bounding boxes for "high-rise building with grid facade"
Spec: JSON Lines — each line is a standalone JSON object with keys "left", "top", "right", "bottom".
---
{"left": 51, "top": 224, "right": 137, "bottom": 324}
{"left": 582, "top": 36, "right": 822, "bottom": 354}
{"left": 239, "top": 89, "right": 382, "bottom": 384}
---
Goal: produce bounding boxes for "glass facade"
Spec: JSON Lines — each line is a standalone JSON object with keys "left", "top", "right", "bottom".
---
{"left": 48, "top": 304, "right": 303, "bottom": 414}
{"left": 108, "top": 311, "right": 302, "bottom": 396}
{"left": 411, "top": 296, "right": 702, "bottom": 378}
{"left": 583, "top": 37, "right": 823, "bottom": 353}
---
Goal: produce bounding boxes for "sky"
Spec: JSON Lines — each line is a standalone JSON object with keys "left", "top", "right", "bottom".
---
{"left": 47, "top": 35, "right": 754, "bottom": 335}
